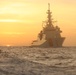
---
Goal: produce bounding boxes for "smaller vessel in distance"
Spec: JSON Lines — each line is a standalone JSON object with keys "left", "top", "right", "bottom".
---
{"left": 31, "top": 3, "right": 65, "bottom": 47}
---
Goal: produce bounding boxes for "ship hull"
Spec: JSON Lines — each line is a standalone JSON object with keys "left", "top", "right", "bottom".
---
{"left": 31, "top": 37, "right": 65, "bottom": 47}
{"left": 49, "top": 37, "right": 65, "bottom": 47}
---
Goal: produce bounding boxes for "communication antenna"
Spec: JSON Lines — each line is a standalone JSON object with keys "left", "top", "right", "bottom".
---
{"left": 48, "top": 3, "right": 50, "bottom": 10}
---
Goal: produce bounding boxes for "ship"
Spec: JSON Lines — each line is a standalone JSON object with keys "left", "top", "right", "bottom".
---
{"left": 31, "top": 3, "right": 65, "bottom": 47}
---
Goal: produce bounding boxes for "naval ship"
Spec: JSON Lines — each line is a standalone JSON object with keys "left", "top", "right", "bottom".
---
{"left": 31, "top": 3, "right": 65, "bottom": 47}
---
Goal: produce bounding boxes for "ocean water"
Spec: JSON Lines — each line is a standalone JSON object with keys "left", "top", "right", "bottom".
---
{"left": 0, "top": 46, "right": 76, "bottom": 75}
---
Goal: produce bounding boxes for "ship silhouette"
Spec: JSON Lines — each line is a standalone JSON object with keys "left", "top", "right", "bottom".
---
{"left": 31, "top": 3, "right": 65, "bottom": 47}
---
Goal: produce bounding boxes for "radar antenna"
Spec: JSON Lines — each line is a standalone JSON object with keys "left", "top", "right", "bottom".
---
{"left": 48, "top": 3, "right": 50, "bottom": 10}
{"left": 47, "top": 3, "right": 53, "bottom": 27}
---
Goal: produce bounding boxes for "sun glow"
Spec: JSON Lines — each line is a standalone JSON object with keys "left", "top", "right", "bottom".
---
{"left": 6, "top": 45, "right": 11, "bottom": 47}
{"left": 0, "top": 0, "right": 76, "bottom": 46}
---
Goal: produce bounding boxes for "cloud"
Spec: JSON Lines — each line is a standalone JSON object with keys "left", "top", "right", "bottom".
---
{"left": 0, "top": 19, "right": 21, "bottom": 22}
{"left": 0, "top": 32, "right": 25, "bottom": 35}
{"left": 55, "top": 0, "right": 76, "bottom": 5}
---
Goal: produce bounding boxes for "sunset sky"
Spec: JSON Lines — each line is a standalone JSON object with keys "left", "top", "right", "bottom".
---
{"left": 0, "top": 0, "right": 76, "bottom": 46}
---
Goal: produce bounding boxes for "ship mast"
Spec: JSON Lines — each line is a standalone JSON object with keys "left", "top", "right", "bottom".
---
{"left": 47, "top": 3, "right": 53, "bottom": 27}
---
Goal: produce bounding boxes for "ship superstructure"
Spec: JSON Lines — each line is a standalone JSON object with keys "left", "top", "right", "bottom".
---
{"left": 31, "top": 3, "right": 65, "bottom": 47}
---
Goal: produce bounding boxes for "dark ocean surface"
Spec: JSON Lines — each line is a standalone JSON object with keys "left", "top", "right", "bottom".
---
{"left": 0, "top": 46, "right": 76, "bottom": 75}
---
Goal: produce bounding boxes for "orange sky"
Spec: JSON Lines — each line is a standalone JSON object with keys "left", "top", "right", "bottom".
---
{"left": 0, "top": 0, "right": 76, "bottom": 46}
